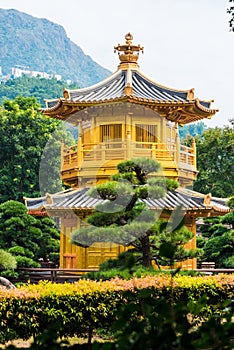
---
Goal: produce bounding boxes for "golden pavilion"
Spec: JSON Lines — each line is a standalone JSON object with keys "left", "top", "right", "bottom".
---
{"left": 25, "top": 33, "right": 229, "bottom": 270}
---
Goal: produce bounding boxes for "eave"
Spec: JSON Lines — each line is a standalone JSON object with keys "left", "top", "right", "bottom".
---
{"left": 25, "top": 187, "right": 230, "bottom": 218}
{"left": 41, "top": 96, "right": 217, "bottom": 125}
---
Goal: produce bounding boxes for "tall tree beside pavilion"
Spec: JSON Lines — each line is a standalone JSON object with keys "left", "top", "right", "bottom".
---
{"left": 194, "top": 120, "right": 234, "bottom": 198}
{"left": 0, "top": 96, "right": 73, "bottom": 203}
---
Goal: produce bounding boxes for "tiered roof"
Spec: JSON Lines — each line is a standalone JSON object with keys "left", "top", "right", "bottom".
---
{"left": 42, "top": 33, "right": 217, "bottom": 125}
{"left": 25, "top": 187, "right": 230, "bottom": 218}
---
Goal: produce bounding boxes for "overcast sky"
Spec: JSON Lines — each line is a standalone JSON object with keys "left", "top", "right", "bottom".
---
{"left": 0, "top": 0, "right": 233, "bottom": 128}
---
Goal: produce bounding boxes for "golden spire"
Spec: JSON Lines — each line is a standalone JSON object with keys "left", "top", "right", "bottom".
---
{"left": 114, "top": 33, "right": 144, "bottom": 64}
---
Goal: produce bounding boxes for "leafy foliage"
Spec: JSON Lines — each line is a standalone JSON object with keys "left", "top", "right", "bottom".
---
{"left": 0, "top": 200, "right": 60, "bottom": 269}
{"left": 0, "top": 76, "right": 78, "bottom": 107}
{"left": 83, "top": 253, "right": 202, "bottom": 281}
{"left": 72, "top": 158, "right": 199, "bottom": 268}
{"left": 0, "top": 275, "right": 233, "bottom": 348}
{"left": 193, "top": 121, "right": 234, "bottom": 197}
{"left": 0, "top": 249, "right": 17, "bottom": 270}
{"left": 228, "top": 196, "right": 234, "bottom": 208}
{"left": 202, "top": 232, "right": 234, "bottom": 267}
{"left": 0, "top": 96, "right": 74, "bottom": 202}
{"left": 197, "top": 212, "right": 234, "bottom": 267}
{"left": 179, "top": 121, "right": 207, "bottom": 140}
{"left": 109, "top": 291, "right": 234, "bottom": 350}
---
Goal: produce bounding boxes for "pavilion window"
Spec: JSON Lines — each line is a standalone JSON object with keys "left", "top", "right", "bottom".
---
{"left": 136, "top": 124, "right": 157, "bottom": 146}
{"left": 100, "top": 124, "right": 122, "bottom": 147}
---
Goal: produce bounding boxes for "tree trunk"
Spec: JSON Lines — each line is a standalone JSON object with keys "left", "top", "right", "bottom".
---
{"left": 125, "top": 194, "right": 138, "bottom": 212}
{"left": 140, "top": 236, "right": 152, "bottom": 267}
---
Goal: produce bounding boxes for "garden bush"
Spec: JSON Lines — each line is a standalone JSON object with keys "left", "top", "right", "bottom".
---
{"left": 0, "top": 274, "right": 233, "bottom": 348}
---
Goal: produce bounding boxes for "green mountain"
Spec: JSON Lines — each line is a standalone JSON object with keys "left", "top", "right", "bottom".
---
{"left": 0, "top": 8, "right": 111, "bottom": 87}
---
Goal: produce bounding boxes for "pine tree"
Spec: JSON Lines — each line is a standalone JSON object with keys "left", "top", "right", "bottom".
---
{"left": 72, "top": 158, "right": 200, "bottom": 268}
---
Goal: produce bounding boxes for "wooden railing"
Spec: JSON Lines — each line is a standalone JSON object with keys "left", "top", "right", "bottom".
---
{"left": 62, "top": 141, "right": 196, "bottom": 170}
{"left": 180, "top": 144, "right": 196, "bottom": 169}
{"left": 13, "top": 268, "right": 98, "bottom": 284}
{"left": 9, "top": 267, "right": 234, "bottom": 284}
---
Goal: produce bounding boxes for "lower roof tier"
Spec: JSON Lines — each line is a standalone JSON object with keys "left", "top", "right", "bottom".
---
{"left": 25, "top": 187, "right": 230, "bottom": 218}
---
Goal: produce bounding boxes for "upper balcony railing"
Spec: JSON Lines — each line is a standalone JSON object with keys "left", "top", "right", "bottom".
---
{"left": 61, "top": 140, "right": 196, "bottom": 175}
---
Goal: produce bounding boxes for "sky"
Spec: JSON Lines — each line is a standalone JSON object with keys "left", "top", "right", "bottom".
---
{"left": 0, "top": 0, "right": 233, "bottom": 128}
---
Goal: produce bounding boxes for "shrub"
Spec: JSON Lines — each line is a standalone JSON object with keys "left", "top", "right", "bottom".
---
{"left": 0, "top": 249, "right": 17, "bottom": 270}
{"left": 0, "top": 274, "right": 233, "bottom": 346}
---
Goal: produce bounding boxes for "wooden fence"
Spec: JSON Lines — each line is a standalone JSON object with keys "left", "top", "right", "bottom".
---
{"left": 9, "top": 267, "right": 234, "bottom": 284}
{"left": 13, "top": 268, "right": 98, "bottom": 284}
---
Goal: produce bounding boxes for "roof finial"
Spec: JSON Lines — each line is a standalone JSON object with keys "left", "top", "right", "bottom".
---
{"left": 125, "top": 32, "right": 133, "bottom": 45}
{"left": 114, "top": 33, "right": 144, "bottom": 65}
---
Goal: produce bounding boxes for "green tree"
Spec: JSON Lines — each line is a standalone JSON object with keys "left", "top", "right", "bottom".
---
{"left": 155, "top": 214, "right": 200, "bottom": 268}
{"left": 227, "top": 196, "right": 234, "bottom": 208}
{"left": 203, "top": 231, "right": 234, "bottom": 267}
{"left": 0, "top": 249, "right": 17, "bottom": 281}
{"left": 0, "top": 96, "right": 73, "bottom": 203}
{"left": 0, "top": 200, "right": 60, "bottom": 268}
{"left": 0, "top": 76, "right": 78, "bottom": 107}
{"left": 72, "top": 158, "right": 199, "bottom": 268}
{"left": 0, "top": 249, "right": 16, "bottom": 270}
{"left": 197, "top": 212, "right": 234, "bottom": 267}
{"left": 179, "top": 121, "right": 207, "bottom": 140}
{"left": 193, "top": 121, "right": 234, "bottom": 197}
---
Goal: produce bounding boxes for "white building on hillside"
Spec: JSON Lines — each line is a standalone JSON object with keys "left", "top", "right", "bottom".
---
{"left": 11, "top": 67, "right": 62, "bottom": 80}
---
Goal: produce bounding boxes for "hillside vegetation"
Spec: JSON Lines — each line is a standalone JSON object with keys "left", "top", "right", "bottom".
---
{"left": 0, "top": 8, "right": 110, "bottom": 87}
{"left": 0, "top": 75, "right": 78, "bottom": 107}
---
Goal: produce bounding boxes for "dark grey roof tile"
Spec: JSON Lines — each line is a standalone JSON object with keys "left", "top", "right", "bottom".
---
{"left": 25, "top": 187, "right": 230, "bottom": 214}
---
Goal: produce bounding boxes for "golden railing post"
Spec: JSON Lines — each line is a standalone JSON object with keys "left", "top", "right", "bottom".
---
{"left": 152, "top": 144, "right": 156, "bottom": 160}
{"left": 192, "top": 138, "right": 197, "bottom": 168}
{"left": 101, "top": 143, "right": 106, "bottom": 161}
{"left": 77, "top": 136, "right": 83, "bottom": 168}
{"left": 126, "top": 130, "right": 131, "bottom": 159}
{"left": 61, "top": 139, "right": 65, "bottom": 171}
{"left": 176, "top": 131, "right": 180, "bottom": 167}
{"left": 161, "top": 118, "right": 166, "bottom": 144}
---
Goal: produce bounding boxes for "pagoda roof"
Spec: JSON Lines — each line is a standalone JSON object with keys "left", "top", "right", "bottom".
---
{"left": 41, "top": 34, "right": 217, "bottom": 125}
{"left": 25, "top": 187, "right": 230, "bottom": 218}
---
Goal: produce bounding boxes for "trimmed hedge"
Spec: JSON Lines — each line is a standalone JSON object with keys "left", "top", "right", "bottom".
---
{"left": 0, "top": 274, "right": 233, "bottom": 344}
